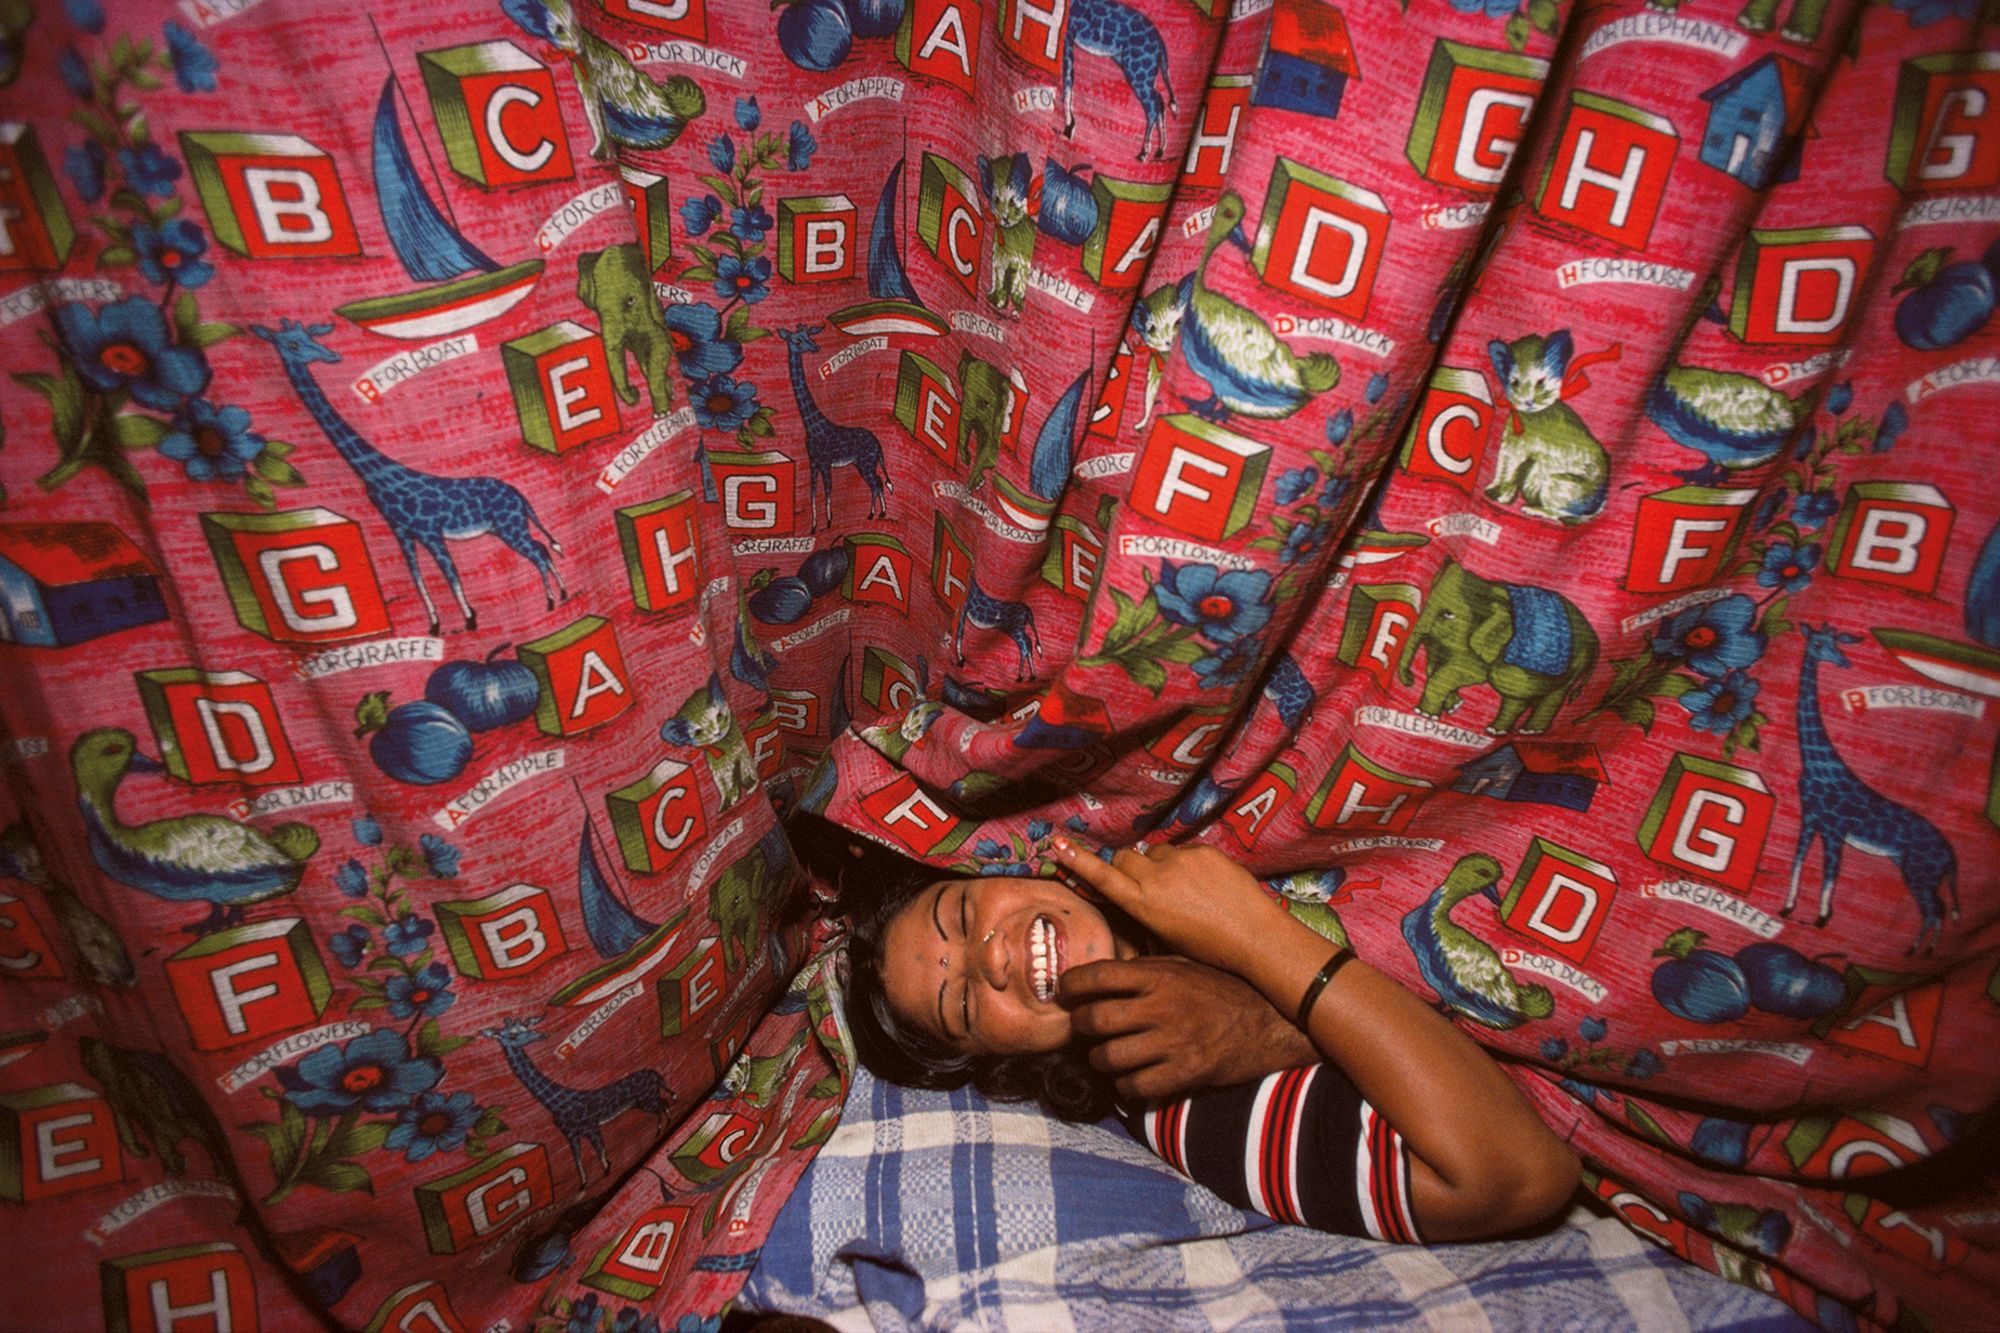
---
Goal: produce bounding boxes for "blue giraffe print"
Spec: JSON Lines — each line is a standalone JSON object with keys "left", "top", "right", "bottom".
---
{"left": 1062, "top": 0, "right": 1180, "bottom": 162}
{"left": 956, "top": 574, "right": 1041, "bottom": 681}
{"left": 481, "top": 1015, "right": 671, "bottom": 1188}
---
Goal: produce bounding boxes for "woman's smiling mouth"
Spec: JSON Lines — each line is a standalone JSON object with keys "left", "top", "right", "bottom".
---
{"left": 1029, "top": 915, "right": 1063, "bottom": 1001}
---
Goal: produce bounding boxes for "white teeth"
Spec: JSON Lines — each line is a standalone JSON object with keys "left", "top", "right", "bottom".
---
{"left": 1030, "top": 917, "right": 1059, "bottom": 1002}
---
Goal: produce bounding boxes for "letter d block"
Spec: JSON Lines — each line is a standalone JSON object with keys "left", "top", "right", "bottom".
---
{"left": 1129, "top": 414, "right": 1270, "bottom": 542}
{"left": 1406, "top": 42, "right": 1545, "bottom": 193}
{"left": 435, "top": 885, "right": 567, "bottom": 980}
{"left": 1637, "top": 753, "right": 1773, "bottom": 892}
{"left": 1500, "top": 837, "right": 1616, "bottom": 964}
{"left": 1829, "top": 482, "right": 1954, "bottom": 595}
{"left": 1336, "top": 583, "right": 1420, "bottom": 689}
{"left": 608, "top": 758, "right": 708, "bottom": 875}
{"left": 893, "top": 351, "right": 960, "bottom": 462}
{"left": 658, "top": 937, "right": 724, "bottom": 1035}
{"left": 164, "top": 919, "right": 331, "bottom": 1052}
{"left": 583, "top": 1204, "right": 694, "bottom": 1300}
{"left": 504, "top": 321, "right": 622, "bottom": 454}
{"left": 415, "top": 1143, "right": 553, "bottom": 1254}
{"left": 844, "top": 533, "right": 913, "bottom": 613}
{"left": 202, "top": 508, "right": 392, "bottom": 644}
{"left": 1398, "top": 365, "right": 1493, "bottom": 491}
{"left": 897, "top": 0, "right": 982, "bottom": 95}
{"left": 136, "top": 666, "right": 302, "bottom": 787}
{"left": 777, "top": 195, "right": 857, "bottom": 283}
{"left": 671, "top": 1109, "right": 762, "bottom": 1187}
{"left": 179, "top": 131, "right": 361, "bottom": 259}
{"left": 708, "top": 449, "right": 797, "bottom": 535}
{"left": 1250, "top": 157, "right": 1390, "bottom": 320}
{"left": 916, "top": 153, "right": 982, "bottom": 296}
{"left": 100, "top": 1243, "right": 255, "bottom": 1333}
{"left": 1729, "top": 226, "right": 1875, "bottom": 347}
{"left": 1533, "top": 92, "right": 1676, "bottom": 251}
{"left": 0, "top": 124, "right": 76, "bottom": 272}
{"left": 1624, "top": 485, "right": 1755, "bottom": 595}
{"left": 1304, "top": 744, "right": 1431, "bottom": 832}
{"left": 1083, "top": 175, "right": 1171, "bottom": 290}
{"left": 621, "top": 167, "right": 673, "bottom": 274}
{"left": 0, "top": 1084, "right": 122, "bottom": 1201}
{"left": 1887, "top": 53, "right": 2000, "bottom": 192}
{"left": 419, "top": 41, "right": 575, "bottom": 188}
{"left": 860, "top": 773, "right": 973, "bottom": 856}
{"left": 616, "top": 490, "right": 702, "bottom": 615}
{"left": 520, "top": 615, "right": 633, "bottom": 735}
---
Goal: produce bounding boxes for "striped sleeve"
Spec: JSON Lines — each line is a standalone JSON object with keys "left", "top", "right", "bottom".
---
{"left": 1121, "top": 1064, "right": 1423, "bottom": 1244}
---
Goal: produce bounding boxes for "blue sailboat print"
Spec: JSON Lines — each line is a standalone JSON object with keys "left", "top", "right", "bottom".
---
{"left": 334, "top": 77, "right": 545, "bottom": 341}
{"left": 829, "top": 147, "right": 947, "bottom": 339}
{"left": 549, "top": 808, "right": 689, "bottom": 1009}
{"left": 990, "top": 365, "right": 1088, "bottom": 533}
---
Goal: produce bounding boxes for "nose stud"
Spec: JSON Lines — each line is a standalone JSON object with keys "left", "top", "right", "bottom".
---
{"left": 982, "top": 929, "right": 996, "bottom": 944}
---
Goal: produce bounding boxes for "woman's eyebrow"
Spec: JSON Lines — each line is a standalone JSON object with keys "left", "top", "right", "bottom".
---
{"left": 929, "top": 881, "right": 948, "bottom": 942}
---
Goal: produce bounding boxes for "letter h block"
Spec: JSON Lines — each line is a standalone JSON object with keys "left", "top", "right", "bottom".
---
{"left": 1304, "top": 744, "right": 1431, "bottom": 832}
{"left": 419, "top": 41, "right": 575, "bottom": 188}
{"left": 415, "top": 1143, "right": 554, "bottom": 1254}
{"left": 1083, "top": 175, "right": 1171, "bottom": 290}
{"left": 658, "top": 937, "right": 724, "bottom": 1035}
{"left": 616, "top": 490, "right": 702, "bottom": 615}
{"left": 164, "top": 919, "right": 331, "bottom": 1052}
{"left": 520, "top": 615, "right": 633, "bottom": 735}
{"left": 1624, "top": 486, "right": 1755, "bottom": 594}
{"left": 1533, "top": 92, "right": 1677, "bottom": 251}
{"left": 503, "top": 321, "right": 623, "bottom": 454}
{"left": 583, "top": 1205, "right": 694, "bottom": 1300}
{"left": 1405, "top": 42, "right": 1545, "bottom": 193}
{"left": 0, "top": 1083, "right": 122, "bottom": 1201}
{"left": 201, "top": 508, "right": 392, "bottom": 644}
{"left": 930, "top": 512, "right": 973, "bottom": 618}
{"left": 1729, "top": 226, "right": 1874, "bottom": 347}
{"left": 1500, "top": 837, "right": 1616, "bottom": 965}
{"left": 1887, "top": 52, "right": 2000, "bottom": 192}
{"left": 1637, "top": 753, "right": 1773, "bottom": 892}
{"left": 916, "top": 153, "right": 983, "bottom": 296}
{"left": 1129, "top": 414, "right": 1270, "bottom": 541}
{"left": 100, "top": 1243, "right": 255, "bottom": 1333}
{"left": 844, "top": 533, "right": 913, "bottom": 613}
{"left": 998, "top": 0, "right": 1065, "bottom": 75}
{"left": 1249, "top": 158, "right": 1390, "bottom": 320}
{"left": 608, "top": 758, "right": 709, "bottom": 876}
{"left": 860, "top": 773, "right": 973, "bottom": 855}
{"left": 0, "top": 123, "right": 76, "bottom": 271}
{"left": 179, "top": 131, "right": 361, "bottom": 259}
{"left": 136, "top": 666, "right": 301, "bottom": 787}
{"left": 1829, "top": 482, "right": 1954, "bottom": 594}
{"left": 1182, "top": 75, "right": 1253, "bottom": 189}
{"left": 1336, "top": 583, "right": 1421, "bottom": 689}
{"left": 897, "top": 0, "right": 983, "bottom": 95}
{"left": 435, "top": 885, "right": 567, "bottom": 980}
{"left": 1398, "top": 366, "right": 1493, "bottom": 492}
{"left": 777, "top": 195, "right": 857, "bottom": 283}
{"left": 894, "top": 351, "right": 961, "bottom": 462}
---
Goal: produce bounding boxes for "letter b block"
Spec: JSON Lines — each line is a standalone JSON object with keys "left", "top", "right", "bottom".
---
{"left": 1129, "top": 414, "right": 1270, "bottom": 541}
{"left": 100, "top": 1243, "right": 255, "bottom": 1333}
{"left": 1829, "top": 482, "right": 1954, "bottom": 594}
{"left": 1637, "top": 753, "right": 1774, "bottom": 892}
{"left": 202, "top": 508, "right": 393, "bottom": 644}
{"left": 1397, "top": 365, "right": 1493, "bottom": 492}
{"left": 180, "top": 131, "right": 361, "bottom": 259}
{"left": 1249, "top": 158, "right": 1389, "bottom": 320}
{"left": 416, "top": 1143, "right": 554, "bottom": 1254}
{"left": 1729, "top": 226, "right": 1874, "bottom": 347}
{"left": 164, "top": 918, "right": 332, "bottom": 1052}
{"left": 136, "top": 666, "right": 301, "bottom": 787}
{"left": 419, "top": 41, "right": 575, "bottom": 188}
{"left": 583, "top": 1204, "right": 694, "bottom": 1300}
{"left": 777, "top": 195, "right": 857, "bottom": 283}
{"left": 520, "top": 615, "right": 633, "bottom": 735}
{"left": 504, "top": 322, "right": 623, "bottom": 454}
{"left": 1500, "top": 837, "right": 1616, "bottom": 964}
{"left": 435, "top": 885, "right": 568, "bottom": 980}
{"left": 0, "top": 1084, "right": 122, "bottom": 1201}
{"left": 608, "top": 757, "right": 709, "bottom": 875}
{"left": 1533, "top": 92, "right": 1676, "bottom": 251}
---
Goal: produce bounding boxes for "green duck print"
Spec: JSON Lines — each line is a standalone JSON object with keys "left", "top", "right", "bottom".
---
{"left": 1400, "top": 853, "right": 1555, "bottom": 1030}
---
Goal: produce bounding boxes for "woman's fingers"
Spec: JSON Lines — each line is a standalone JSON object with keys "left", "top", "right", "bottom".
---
{"left": 1050, "top": 837, "right": 1140, "bottom": 904}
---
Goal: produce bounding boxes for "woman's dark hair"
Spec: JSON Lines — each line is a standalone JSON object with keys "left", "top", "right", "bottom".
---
{"left": 788, "top": 811, "right": 1114, "bottom": 1123}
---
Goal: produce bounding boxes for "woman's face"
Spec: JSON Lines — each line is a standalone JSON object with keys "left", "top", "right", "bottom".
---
{"left": 879, "top": 875, "right": 1132, "bottom": 1057}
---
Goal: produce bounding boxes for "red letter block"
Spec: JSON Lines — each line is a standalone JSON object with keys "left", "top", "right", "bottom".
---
{"left": 998, "top": 0, "right": 1065, "bottom": 75}
{"left": 1305, "top": 744, "right": 1432, "bottom": 832}
{"left": 1250, "top": 157, "right": 1390, "bottom": 320}
{"left": 1534, "top": 92, "right": 1677, "bottom": 251}
{"left": 1844, "top": 1194, "right": 1968, "bottom": 1272}
{"left": 897, "top": 0, "right": 982, "bottom": 95}
{"left": 165, "top": 919, "right": 331, "bottom": 1052}
{"left": 1500, "top": 837, "right": 1617, "bottom": 964}
{"left": 520, "top": 615, "right": 632, "bottom": 735}
{"left": 583, "top": 1204, "right": 694, "bottom": 1300}
{"left": 0, "top": 1083, "right": 122, "bottom": 1201}
{"left": 622, "top": 167, "right": 673, "bottom": 275}
{"left": 1829, "top": 982, "right": 1943, "bottom": 1069}
{"left": 603, "top": 0, "right": 708, "bottom": 38}
{"left": 1789, "top": 1112, "right": 1926, "bottom": 1180}
{"left": 1729, "top": 226, "right": 1875, "bottom": 347}
{"left": 202, "top": 509, "right": 393, "bottom": 644}
{"left": 364, "top": 1281, "right": 467, "bottom": 1333}
{"left": 416, "top": 1143, "right": 554, "bottom": 1253}
{"left": 709, "top": 449, "right": 798, "bottom": 535}
{"left": 1182, "top": 75, "right": 1253, "bottom": 189}
{"left": 1625, "top": 486, "right": 1756, "bottom": 595}
{"left": 608, "top": 757, "right": 709, "bottom": 876}
{"left": 930, "top": 513, "right": 972, "bottom": 618}
{"left": 1129, "top": 415, "right": 1271, "bottom": 541}
{"left": 742, "top": 708, "right": 785, "bottom": 778}
{"left": 0, "top": 123, "right": 76, "bottom": 272}
{"left": 1336, "top": 583, "right": 1421, "bottom": 690}
{"left": 136, "top": 667, "right": 302, "bottom": 787}
{"left": 1637, "top": 753, "right": 1773, "bottom": 892}
{"left": 1829, "top": 482, "right": 1954, "bottom": 595}
{"left": 1086, "top": 346, "right": 1127, "bottom": 442}
{"left": 1398, "top": 366, "right": 1493, "bottom": 492}
{"left": 100, "top": 1243, "right": 255, "bottom": 1333}
{"left": 671, "top": 1109, "right": 764, "bottom": 1186}
{"left": 893, "top": 351, "right": 961, "bottom": 462}
{"left": 658, "top": 937, "right": 724, "bottom": 1035}
{"left": 777, "top": 195, "right": 856, "bottom": 283}
{"left": 861, "top": 773, "right": 973, "bottom": 855}
{"left": 1222, "top": 762, "right": 1297, "bottom": 850}
{"left": 181, "top": 131, "right": 361, "bottom": 259}
{"left": 616, "top": 491, "right": 702, "bottom": 615}
{"left": 769, "top": 687, "right": 823, "bottom": 739}
{"left": 1887, "top": 52, "right": 2000, "bottom": 192}
{"left": 845, "top": 534, "right": 914, "bottom": 613}
{"left": 435, "top": 885, "right": 568, "bottom": 980}
{"left": 1041, "top": 516, "right": 1104, "bottom": 601}
{"left": 1406, "top": 41, "right": 1544, "bottom": 193}
{"left": 419, "top": 41, "right": 575, "bottom": 188}
{"left": 861, "top": 646, "right": 923, "bottom": 712}
{"left": 1148, "top": 708, "right": 1231, "bottom": 771}
{"left": 1083, "top": 175, "right": 1171, "bottom": 290}
{"left": 503, "top": 321, "right": 623, "bottom": 454}
{"left": 0, "top": 890, "right": 62, "bottom": 978}
{"left": 915, "top": 153, "right": 983, "bottom": 295}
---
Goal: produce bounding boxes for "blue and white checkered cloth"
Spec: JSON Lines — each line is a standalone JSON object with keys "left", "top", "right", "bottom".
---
{"left": 740, "top": 1067, "right": 1810, "bottom": 1332}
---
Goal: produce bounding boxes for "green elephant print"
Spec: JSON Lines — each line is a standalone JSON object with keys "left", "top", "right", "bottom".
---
{"left": 1397, "top": 559, "right": 1599, "bottom": 735}
{"left": 708, "top": 828, "right": 791, "bottom": 975}
{"left": 957, "top": 350, "right": 1017, "bottom": 494}
{"left": 577, "top": 243, "right": 673, "bottom": 415}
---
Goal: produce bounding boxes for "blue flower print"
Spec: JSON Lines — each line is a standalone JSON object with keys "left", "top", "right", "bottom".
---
{"left": 673, "top": 1315, "right": 722, "bottom": 1333}
{"left": 1681, "top": 669, "right": 1760, "bottom": 735}
{"left": 1754, "top": 489, "right": 1787, "bottom": 531}
{"left": 1317, "top": 472, "right": 1351, "bottom": 509}
{"left": 329, "top": 925, "right": 370, "bottom": 968}
{"left": 613, "top": 1308, "right": 666, "bottom": 1333}
{"left": 159, "top": 398, "right": 265, "bottom": 481}
{"left": 1540, "top": 1036, "right": 1569, "bottom": 1061}
{"left": 566, "top": 1295, "right": 602, "bottom": 1333}
{"left": 691, "top": 373, "right": 759, "bottom": 431}
{"left": 1154, "top": 562, "right": 1273, "bottom": 644}
{"left": 1325, "top": 408, "right": 1353, "bottom": 445}
{"left": 1626, "top": 1049, "right": 1663, "bottom": 1079}
{"left": 352, "top": 814, "right": 382, "bottom": 846}
{"left": 1365, "top": 372, "right": 1389, "bottom": 403}
{"left": 1890, "top": 0, "right": 1977, "bottom": 25}
{"left": 55, "top": 298, "right": 210, "bottom": 409}
{"left": 420, "top": 833, "right": 460, "bottom": 879}
{"left": 386, "top": 1089, "right": 482, "bottom": 1163}
{"left": 1651, "top": 594, "right": 1765, "bottom": 677}
{"left": 59, "top": 47, "right": 92, "bottom": 99}
{"left": 1579, "top": 1015, "right": 1607, "bottom": 1042}
{"left": 1280, "top": 523, "right": 1325, "bottom": 564}
{"left": 730, "top": 205, "right": 773, "bottom": 242}
{"left": 1791, "top": 490, "right": 1837, "bottom": 530}
{"left": 1757, "top": 541, "right": 1821, "bottom": 595}
{"left": 275, "top": 1029, "right": 441, "bottom": 1117}
{"left": 980, "top": 862, "right": 1033, "bottom": 877}
{"left": 735, "top": 95, "right": 761, "bottom": 130}
{"left": 164, "top": 21, "right": 218, "bottom": 93}
{"left": 1560, "top": 1077, "right": 1604, "bottom": 1107}
{"left": 713, "top": 254, "right": 772, "bottom": 304}
{"left": 1275, "top": 466, "right": 1317, "bottom": 505}
{"left": 65, "top": 0, "right": 106, "bottom": 31}
{"left": 662, "top": 302, "right": 743, "bottom": 379}
{"left": 1875, "top": 400, "right": 1908, "bottom": 453}
{"left": 334, "top": 859, "right": 368, "bottom": 898}
{"left": 788, "top": 120, "right": 818, "bottom": 171}
{"left": 1825, "top": 380, "right": 1853, "bottom": 416}
{"left": 1065, "top": 814, "right": 1089, "bottom": 833}
{"left": 119, "top": 143, "right": 183, "bottom": 196}
{"left": 384, "top": 913, "right": 435, "bottom": 957}
{"left": 972, "top": 836, "right": 1007, "bottom": 860}
{"left": 708, "top": 134, "right": 736, "bottom": 174}
{"left": 64, "top": 141, "right": 106, "bottom": 202}
{"left": 680, "top": 193, "right": 721, "bottom": 237}
{"left": 132, "top": 219, "right": 214, "bottom": 288}
{"left": 1026, "top": 818, "right": 1052, "bottom": 841}
{"left": 385, "top": 962, "right": 456, "bottom": 1020}
{"left": 1191, "top": 638, "right": 1258, "bottom": 690}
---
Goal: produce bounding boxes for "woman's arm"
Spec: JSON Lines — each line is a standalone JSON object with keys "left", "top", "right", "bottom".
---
{"left": 1052, "top": 838, "right": 1578, "bottom": 1241}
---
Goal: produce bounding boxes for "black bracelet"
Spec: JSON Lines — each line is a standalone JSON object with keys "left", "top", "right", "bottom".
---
{"left": 1295, "top": 947, "right": 1356, "bottom": 1029}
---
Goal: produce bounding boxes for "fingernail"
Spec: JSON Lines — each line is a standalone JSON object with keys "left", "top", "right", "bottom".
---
{"left": 1052, "top": 836, "right": 1071, "bottom": 852}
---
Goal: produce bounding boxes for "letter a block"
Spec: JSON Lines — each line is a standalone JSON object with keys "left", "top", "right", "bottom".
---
{"left": 420, "top": 41, "right": 575, "bottom": 188}
{"left": 616, "top": 490, "right": 702, "bottom": 615}
{"left": 1336, "top": 584, "right": 1421, "bottom": 689}
{"left": 1887, "top": 52, "right": 2000, "bottom": 192}
{"left": 897, "top": 0, "right": 982, "bottom": 96}
{"left": 1829, "top": 482, "right": 1954, "bottom": 594}
{"left": 844, "top": 533, "right": 913, "bottom": 613}
{"left": 658, "top": 937, "right": 724, "bottom": 1035}
{"left": 1129, "top": 414, "right": 1270, "bottom": 542}
{"left": 1222, "top": 762, "right": 1296, "bottom": 850}
{"left": 1729, "top": 226, "right": 1874, "bottom": 347}
{"left": 416, "top": 1143, "right": 554, "bottom": 1253}
{"left": 861, "top": 773, "right": 973, "bottom": 855}
{"left": 1624, "top": 486, "right": 1755, "bottom": 594}
{"left": 583, "top": 1204, "right": 694, "bottom": 1300}
{"left": 1502, "top": 837, "right": 1617, "bottom": 964}
{"left": 1533, "top": 92, "right": 1677, "bottom": 251}
{"left": 164, "top": 918, "right": 331, "bottom": 1052}
{"left": 709, "top": 449, "right": 797, "bottom": 535}
{"left": 202, "top": 508, "right": 393, "bottom": 644}
{"left": 777, "top": 195, "right": 857, "bottom": 283}
{"left": 621, "top": 167, "right": 673, "bottom": 275}
{"left": 917, "top": 153, "right": 983, "bottom": 295}
{"left": 0, "top": 123, "right": 76, "bottom": 272}
{"left": 1182, "top": 75, "right": 1254, "bottom": 189}
{"left": 1637, "top": 753, "right": 1773, "bottom": 892}
{"left": 0, "top": 1084, "right": 122, "bottom": 1201}
{"left": 180, "top": 131, "right": 361, "bottom": 259}
{"left": 1397, "top": 366, "right": 1493, "bottom": 492}
{"left": 1250, "top": 157, "right": 1390, "bottom": 320}
{"left": 603, "top": 0, "right": 708, "bottom": 39}
{"left": 1844, "top": 1191, "right": 1967, "bottom": 1270}
{"left": 1305, "top": 744, "right": 1432, "bottom": 832}
{"left": 435, "top": 885, "right": 568, "bottom": 980}
{"left": 608, "top": 757, "right": 708, "bottom": 875}
{"left": 137, "top": 666, "right": 302, "bottom": 787}
{"left": 520, "top": 615, "right": 632, "bottom": 735}
{"left": 100, "top": 1243, "right": 255, "bottom": 1333}
{"left": 1828, "top": 981, "right": 1943, "bottom": 1069}
{"left": 1406, "top": 42, "right": 1545, "bottom": 193}
{"left": 893, "top": 351, "right": 961, "bottom": 462}
{"left": 504, "top": 322, "right": 623, "bottom": 454}
{"left": 1084, "top": 175, "right": 1171, "bottom": 290}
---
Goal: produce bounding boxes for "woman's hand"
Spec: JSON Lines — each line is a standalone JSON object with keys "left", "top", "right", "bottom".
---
{"left": 1051, "top": 837, "right": 1291, "bottom": 978}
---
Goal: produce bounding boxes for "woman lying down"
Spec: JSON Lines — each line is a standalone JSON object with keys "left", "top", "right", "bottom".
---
{"left": 799, "top": 814, "right": 1578, "bottom": 1245}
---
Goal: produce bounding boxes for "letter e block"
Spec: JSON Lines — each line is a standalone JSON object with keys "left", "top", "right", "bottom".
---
{"left": 1040, "top": 515, "right": 1103, "bottom": 601}
{"left": 658, "top": 937, "right": 724, "bottom": 1035}
{"left": 860, "top": 773, "right": 971, "bottom": 855}
{"left": 608, "top": 758, "right": 709, "bottom": 875}
{"left": 602, "top": 0, "right": 708, "bottom": 38}
{"left": 0, "top": 1083, "right": 122, "bottom": 1201}
{"left": 844, "top": 533, "right": 913, "bottom": 613}
{"left": 1625, "top": 486, "right": 1755, "bottom": 595}
{"left": 1637, "top": 753, "right": 1773, "bottom": 892}
{"left": 1083, "top": 175, "right": 1171, "bottom": 290}
{"left": 1304, "top": 744, "right": 1432, "bottom": 832}
{"left": 893, "top": 350, "right": 960, "bottom": 461}
{"left": 419, "top": 41, "right": 575, "bottom": 188}
{"left": 583, "top": 1204, "right": 693, "bottom": 1300}
{"left": 1829, "top": 482, "right": 1954, "bottom": 594}
{"left": 915, "top": 153, "right": 983, "bottom": 294}
{"left": 1129, "top": 414, "right": 1270, "bottom": 541}
{"left": 1729, "top": 226, "right": 1875, "bottom": 347}
{"left": 1249, "top": 157, "right": 1390, "bottom": 319}
{"left": 1336, "top": 584, "right": 1421, "bottom": 689}
{"left": 435, "top": 885, "right": 567, "bottom": 980}
{"left": 180, "top": 131, "right": 361, "bottom": 259}
{"left": 1222, "top": 762, "right": 1296, "bottom": 850}
{"left": 1397, "top": 366, "right": 1492, "bottom": 491}
{"left": 415, "top": 1143, "right": 553, "bottom": 1254}
{"left": 897, "top": 0, "right": 983, "bottom": 96}
{"left": 708, "top": 449, "right": 798, "bottom": 535}
{"left": 1406, "top": 42, "right": 1544, "bottom": 193}
{"left": 0, "top": 123, "right": 76, "bottom": 272}
{"left": 1533, "top": 92, "right": 1676, "bottom": 251}
{"left": 136, "top": 666, "right": 302, "bottom": 787}
{"left": 520, "top": 615, "right": 633, "bottom": 735}
{"left": 100, "top": 1243, "right": 255, "bottom": 1333}
{"left": 615, "top": 491, "right": 701, "bottom": 615}
{"left": 201, "top": 508, "right": 392, "bottom": 644}
{"left": 1887, "top": 53, "right": 2000, "bottom": 192}
{"left": 1501, "top": 837, "right": 1616, "bottom": 964}
{"left": 165, "top": 919, "right": 330, "bottom": 1052}
{"left": 777, "top": 195, "right": 856, "bottom": 283}
{"left": 503, "top": 321, "right": 623, "bottom": 454}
